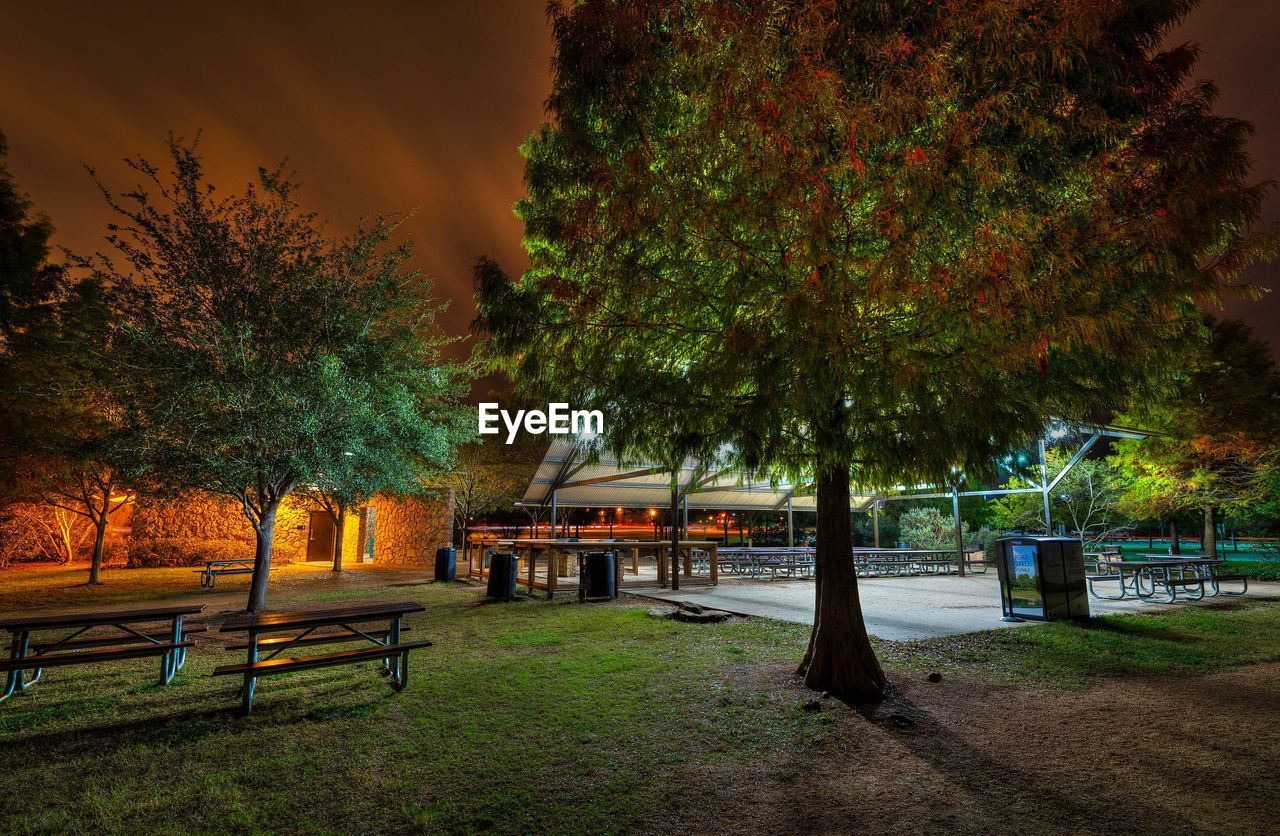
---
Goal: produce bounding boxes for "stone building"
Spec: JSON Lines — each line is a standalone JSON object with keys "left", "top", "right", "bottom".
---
{"left": 123, "top": 489, "right": 454, "bottom": 568}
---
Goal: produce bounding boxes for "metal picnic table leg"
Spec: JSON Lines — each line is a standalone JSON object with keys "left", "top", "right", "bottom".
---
{"left": 2, "top": 631, "right": 31, "bottom": 703}
{"left": 388, "top": 616, "right": 408, "bottom": 689}
{"left": 240, "top": 633, "right": 258, "bottom": 716}
{"left": 161, "top": 615, "right": 184, "bottom": 685}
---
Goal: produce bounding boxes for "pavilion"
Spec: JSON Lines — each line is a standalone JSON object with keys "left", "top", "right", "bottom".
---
{"left": 513, "top": 423, "right": 1150, "bottom": 582}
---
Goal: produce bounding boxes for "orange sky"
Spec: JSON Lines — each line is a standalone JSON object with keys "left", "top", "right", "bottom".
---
{"left": 2, "top": 1, "right": 1277, "bottom": 358}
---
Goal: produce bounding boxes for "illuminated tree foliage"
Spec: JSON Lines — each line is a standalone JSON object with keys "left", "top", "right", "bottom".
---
{"left": 98, "top": 139, "right": 472, "bottom": 612}
{"left": 0, "top": 129, "right": 63, "bottom": 486}
{"left": 989, "top": 447, "right": 1131, "bottom": 545}
{"left": 2, "top": 131, "right": 131, "bottom": 584}
{"left": 1112, "top": 318, "right": 1280, "bottom": 556}
{"left": 476, "top": 0, "right": 1276, "bottom": 699}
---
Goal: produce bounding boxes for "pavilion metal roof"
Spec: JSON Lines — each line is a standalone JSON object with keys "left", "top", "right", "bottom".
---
{"left": 517, "top": 423, "right": 1149, "bottom": 514}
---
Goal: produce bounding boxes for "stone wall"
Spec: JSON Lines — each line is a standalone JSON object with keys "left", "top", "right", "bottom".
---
{"left": 124, "top": 489, "right": 452, "bottom": 568}
{"left": 129, "top": 493, "right": 310, "bottom": 565}
{"left": 367, "top": 490, "right": 454, "bottom": 566}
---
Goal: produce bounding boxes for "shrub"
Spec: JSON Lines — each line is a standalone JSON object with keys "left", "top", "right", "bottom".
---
{"left": 899, "top": 507, "right": 973, "bottom": 551}
{"left": 126, "top": 538, "right": 252, "bottom": 568}
{"left": 1222, "top": 561, "right": 1280, "bottom": 582}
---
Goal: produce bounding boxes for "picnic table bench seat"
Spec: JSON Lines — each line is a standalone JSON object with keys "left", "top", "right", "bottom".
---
{"left": 1, "top": 604, "right": 204, "bottom": 703}
{"left": 216, "top": 601, "right": 429, "bottom": 715}
{"left": 1, "top": 641, "right": 195, "bottom": 672}
{"left": 213, "top": 640, "right": 434, "bottom": 681}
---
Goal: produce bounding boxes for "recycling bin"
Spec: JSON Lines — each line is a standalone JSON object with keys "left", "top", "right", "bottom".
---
{"left": 434, "top": 547, "right": 456, "bottom": 582}
{"left": 579, "top": 551, "right": 617, "bottom": 602}
{"left": 486, "top": 552, "right": 519, "bottom": 601}
{"left": 995, "top": 536, "right": 1089, "bottom": 621}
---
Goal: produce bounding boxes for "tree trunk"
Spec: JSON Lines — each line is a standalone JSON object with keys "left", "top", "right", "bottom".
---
{"left": 797, "top": 456, "right": 886, "bottom": 702}
{"left": 1169, "top": 517, "right": 1180, "bottom": 555}
{"left": 88, "top": 517, "right": 107, "bottom": 585}
{"left": 1203, "top": 506, "right": 1216, "bottom": 559}
{"left": 247, "top": 504, "right": 278, "bottom": 613}
{"left": 332, "top": 506, "right": 346, "bottom": 573}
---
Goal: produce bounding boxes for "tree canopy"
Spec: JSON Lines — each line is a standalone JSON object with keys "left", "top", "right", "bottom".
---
{"left": 478, "top": 0, "right": 1276, "bottom": 699}
{"left": 1111, "top": 317, "right": 1280, "bottom": 552}
{"left": 97, "top": 138, "right": 473, "bottom": 611}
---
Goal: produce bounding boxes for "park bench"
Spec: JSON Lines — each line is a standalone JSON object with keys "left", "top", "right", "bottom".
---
{"left": 214, "top": 601, "right": 432, "bottom": 715}
{"left": 0, "top": 604, "right": 204, "bottom": 703}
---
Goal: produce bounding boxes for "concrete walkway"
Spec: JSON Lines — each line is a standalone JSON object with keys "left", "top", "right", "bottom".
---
{"left": 630, "top": 573, "right": 1280, "bottom": 641}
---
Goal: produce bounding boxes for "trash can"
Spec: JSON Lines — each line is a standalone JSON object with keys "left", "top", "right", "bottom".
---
{"left": 579, "top": 551, "right": 617, "bottom": 602}
{"left": 486, "top": 552, "right": 518, "bottom": 601}
{"left": 995, "top": 536, "right": 1089, "bottom": 622}
{"left": 434, "top": 547, "right": 456, "bottom": 582}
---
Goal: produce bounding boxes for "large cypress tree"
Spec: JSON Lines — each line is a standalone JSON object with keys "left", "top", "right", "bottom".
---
{"left": 476, "top": 0, "right": 1276, "bottom": 700}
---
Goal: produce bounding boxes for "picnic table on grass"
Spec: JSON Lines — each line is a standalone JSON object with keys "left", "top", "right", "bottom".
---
{"left": 1085, "top": 555, "right": 1248, "bottom": 603}
{"left": 1, "top": 604, "right": 205, "bottom": 703}
{"left": 194, "top": 559, "right": 269, "bottom": 588}
{"left": 215, "top": 601, "right": 432, "bottom": 715}
{"left": 491, "top": 539, "right": 720, "bottom": 598}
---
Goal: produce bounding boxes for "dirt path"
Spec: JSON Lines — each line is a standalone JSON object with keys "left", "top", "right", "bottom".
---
{"left": 651, "top": 663, "right": 1280, "bottom": 835}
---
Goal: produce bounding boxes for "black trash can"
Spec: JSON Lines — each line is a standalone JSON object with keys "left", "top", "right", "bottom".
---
{"left": 486, "top": 552, "right": 519, "bottom": 601}
{"left": 434, "top": 547, "right": 456, "bottom": 582}
{"left": 579, "top": 551, "right": 617, "bottom": 602}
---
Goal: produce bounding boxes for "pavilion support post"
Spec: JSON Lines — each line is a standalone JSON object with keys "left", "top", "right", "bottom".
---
{"left": 787, "top": 499, "right": 795, "bottom": 547}
{"left": 952, "top": 486, "right": 966, "bottom": 577}
{"left": 1038, "top": 438, "right": 1053, "bottom": 535}
{"left": 550, "top": 491, "right": 558, "bottom": 537}
{"left": 872, "top": 500, "right": 880, "bottom": 548}
{"left": 669, "top": 479, "right": 681, "bottom": 592}
{"left": 682, "top": 495, "right": 692, "bottom": 577}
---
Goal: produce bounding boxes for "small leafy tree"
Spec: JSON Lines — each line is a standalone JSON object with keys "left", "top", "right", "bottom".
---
{"left": 1, "top": 127, "right": 63, "bottom": 490}
{"left": 2, "top": 132, "right": 133, "bottom": 584}
{"left": 98, "top": 138, "right": 472, "bottom": 611}
{"left": 898, "top": 507, "right": 972, "bottom": 551}
{"left": 989, "top": 449, "right": 1131, "bottom": 547}
{"left": 442, "top": 436, "right": 544, "bottom": 553}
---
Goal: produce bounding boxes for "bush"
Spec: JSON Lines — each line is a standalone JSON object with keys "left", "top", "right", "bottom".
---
{"left": 126, "top": 538, "right": 252, "bottom": 568}
{"left": 982, "top": 528, "right": 1005, "bottom": 559}
{"left": 1221, "top": 561, "right": 1280, "bottom": 582}
{"left": 899, "top": 507, "right": 973, "bottom": 550}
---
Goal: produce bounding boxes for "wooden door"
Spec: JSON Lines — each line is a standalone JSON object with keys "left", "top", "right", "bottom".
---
{"left": 307, "top": 511, "right": 336, "bottom": 562}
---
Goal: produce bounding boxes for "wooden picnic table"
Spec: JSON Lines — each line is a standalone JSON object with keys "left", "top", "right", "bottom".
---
{"left": 1, "top": 604, "right": 205, "bottom": 703}
{"left": 492, "top": 539, "right": 720, "bottom": 599}
{"left": 215, "top": 601, "right": 430, "bottom": 715}
{"left": 194, "top": 559, "right": 259, "bottom": 588}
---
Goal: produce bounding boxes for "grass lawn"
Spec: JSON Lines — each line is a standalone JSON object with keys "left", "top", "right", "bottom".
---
{"left": 2, "top": 565, "right": 1280, "bottom": 833}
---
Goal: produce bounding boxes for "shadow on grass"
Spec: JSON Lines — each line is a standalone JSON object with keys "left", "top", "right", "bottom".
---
{"left": 804, "top": 688, "right": 1202, "bottom": 833}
